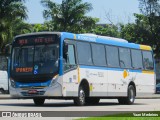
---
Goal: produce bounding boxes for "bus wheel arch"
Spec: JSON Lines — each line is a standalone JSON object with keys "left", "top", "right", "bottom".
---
{"left": 0, "top": 88, "right": 5, "bottom": 94}
{"left": 118, "top": 81, "right": 136, "bottom": 105}
{"left": 74, "top": 79, "right": 90, "bottom": 106}
{"left": 79, "top": 79, "right": 90, "bottom": 97}
{"left": 128, "top": 81, "right": 136, "bottom": 97}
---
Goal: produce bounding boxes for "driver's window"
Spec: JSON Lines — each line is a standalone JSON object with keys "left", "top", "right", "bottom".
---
{"left": 63, "top": 44, "right": 76, "bottom": 71}
{"left": 67, "top": 45, "right": 76, "bottom": 64}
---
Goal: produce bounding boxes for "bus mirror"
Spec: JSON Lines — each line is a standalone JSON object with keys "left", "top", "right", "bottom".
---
{"left": 63, "top": 43, "right": 68, "bottom": 61}
{"left": 63, "top": 43, "right": 68, "bottom": 54}
{"left": 4, "top": 43, "right": 12, "bottom": 55}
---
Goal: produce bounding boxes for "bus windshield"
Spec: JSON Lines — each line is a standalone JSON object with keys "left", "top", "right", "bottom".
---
{"left": 12, "top": 44, "right": 59, "bottom": 75}
{"left": 12, "top": 44, "right": 58, "bottom": 75}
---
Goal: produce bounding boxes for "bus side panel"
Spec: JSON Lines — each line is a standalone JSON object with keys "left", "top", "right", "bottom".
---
{"left": 107, "top": 70, "right": 128, "bottom": 97}
{"left": 79, "top": 67, "right": 108, "bottom": 97}
{"left": 135, "top": 72, "right": 155, "bottom": 96}
{"left": 62, "top": 69, "right": 79, "bottom": 97}
{"left": 63, "top": 67, "right": 109, "bottom": 97}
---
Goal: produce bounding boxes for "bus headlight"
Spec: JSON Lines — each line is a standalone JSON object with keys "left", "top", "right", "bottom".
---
{"left": 50, "top": 74, "right": 59, "bottom": 87}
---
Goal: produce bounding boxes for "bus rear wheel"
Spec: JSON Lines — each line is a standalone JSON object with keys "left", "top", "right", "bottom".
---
{"left": 33, "top": 98, "right": 45, "bottom": 106}
{"left": 74, "top": 86, "right": 86, "bottom": 106}
{"left": 118, "top": 85, "right": 135, "bottom": 105}
{"left": 0, "top": 89, "right": 5, "bottom": 94}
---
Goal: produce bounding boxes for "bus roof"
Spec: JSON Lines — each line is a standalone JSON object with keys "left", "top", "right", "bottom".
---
{"left": 14, "top": 32, "right": 152, "bottom": 51}
{"left": 14, "top": 32, "right": 62, "bottom": 38}
{"left": 61, "top": 32, "right": 152, "bottom": 51}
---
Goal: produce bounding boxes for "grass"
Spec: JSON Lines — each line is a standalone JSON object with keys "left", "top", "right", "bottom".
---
{"left": 78, "top": 117, "right": 159, "bottom": 120}
{"left": 76, "top": 111, "right": 160, "bottom": 120}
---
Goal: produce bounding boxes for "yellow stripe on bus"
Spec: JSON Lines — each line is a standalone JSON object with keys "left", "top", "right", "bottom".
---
{"left": 142, "top": 71, "right": 154, "bottom": 74}
{"left": 77, "top": 66, "right": 80, "bottom": 83}
{"left": 140, "top": 45, "right": 152, "bottom": 51}
{"left": 74, "top": 34, "right": 76, "bottom": 39}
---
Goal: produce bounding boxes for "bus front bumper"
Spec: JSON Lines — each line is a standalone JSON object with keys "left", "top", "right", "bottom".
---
{"left": 9, "top": 83, "right": 63, "bottom": 98}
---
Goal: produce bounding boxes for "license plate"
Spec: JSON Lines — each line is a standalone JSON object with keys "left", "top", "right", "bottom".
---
{"left": 28, "top": 89, "right": 38, "bottom": 94}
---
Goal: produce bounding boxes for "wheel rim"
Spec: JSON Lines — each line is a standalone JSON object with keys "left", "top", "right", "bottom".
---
{"left": 79, "top": 89, "right": 85, "bottom": 104}
{"left": 129, "top": 88, "right": 135, "bottom": 103}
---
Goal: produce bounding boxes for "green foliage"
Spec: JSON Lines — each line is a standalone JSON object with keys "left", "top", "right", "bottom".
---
{"left": 0, "top": 0, "right": 159, "bottom": 58}
{"left": 120, "top": 14, "right": 150, "bottom": 44}
{"left": 0, "top": 0, "right": 28, "bottom": 52}
{"left": 92, "top": 24, "right": 120, "bottom": 37}
{"left": 139, "top": 0, "right": 160, "bottom": 16}
{"left": 41, "top": 0, "right": 99, "bottom": 33}
{"left": 78, "top": 117, "right": 160, "bottom": 120}
{"left": 32, "top": 24, "right": 49, "bottom": 32}
{"left": 121, "top": 0, "right": 160, "bottom": 57}
{"left": 77, "top": 111, "right": 160, "bottom": 120}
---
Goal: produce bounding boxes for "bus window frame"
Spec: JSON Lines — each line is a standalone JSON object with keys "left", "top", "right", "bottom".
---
{"left": 142, "top": 50, "right": 154, "bottom": 71}
{"left": 130, "top": 49, "right": 144, "bottom": 70}
{"left": 76, "top": 41, "right": 93, "bottom": 66}
{"left": 63, "top": 39, "right": 78, "bottom": 73}
{"left": 91, "top": 43, "right": 107, "bottom": 67}
{"left": 118, "top": 46, "right": 132, "bottom": 69}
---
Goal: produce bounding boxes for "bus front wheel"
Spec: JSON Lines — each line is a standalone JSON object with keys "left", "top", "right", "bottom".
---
{"left": 118, "top": 85, "right": 135, "bottom": 105}
{"left": 0, "top": 89, "right": 5, "bottom": 94}
{"left": 33, "top": 98, "right": 45, "bottom": 106}
{"left": 74, "top": 86, "right": 86, "bottom": 106}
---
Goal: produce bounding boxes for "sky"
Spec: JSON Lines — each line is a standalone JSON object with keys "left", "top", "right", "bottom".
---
{"left": 25, "top": 0, "right": 140, "bottom": 24}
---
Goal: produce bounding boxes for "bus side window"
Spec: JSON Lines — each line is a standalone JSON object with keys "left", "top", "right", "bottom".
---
{"left": 67, "top": 45, "right": 76, "bottom": 65}
{"left": 142, "top": 51, "right": 154, "bottom": 70}
{"left": 63, "top": 44, "right": 76, "bottom": 71}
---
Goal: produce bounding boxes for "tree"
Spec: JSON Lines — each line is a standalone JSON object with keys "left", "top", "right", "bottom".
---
{"left": 120, "top": 0, "right": 160, "bottom": 57}
{"left": 41, "top": 0, "right": 98, "bottom": 33}
{"left": 138, "top": 0, "right": 160, "bottom": 57}
{"left": 32, "top": 24, "right": 48, "bottom": 32}
{"left": 139, "top": 0, "right": 160, "bottom": 16}
{"left": 0, "top": 0, "right": 27, "bottom": 52}
{"left": 92, "top": 24, "right": 120, "bottom": 37}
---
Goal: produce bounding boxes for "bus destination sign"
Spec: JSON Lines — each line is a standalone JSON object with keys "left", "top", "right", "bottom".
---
{"left": 15, "top": 35, "right": 57, "bottom": 46}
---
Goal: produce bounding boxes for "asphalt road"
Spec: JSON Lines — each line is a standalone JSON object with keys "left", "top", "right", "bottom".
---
{"left": 0, "top": 98, "right": 160, "bottom": 119}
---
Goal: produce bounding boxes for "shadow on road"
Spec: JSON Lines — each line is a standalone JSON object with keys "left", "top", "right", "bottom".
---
{"left": 0, "top": 101, "right": 147, "bottom": 107}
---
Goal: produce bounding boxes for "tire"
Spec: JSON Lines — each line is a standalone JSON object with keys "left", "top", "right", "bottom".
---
{"left": 118, "top": 85, "right": 135, "bottom": 105}
{"left": 33, "top": 98, "right": 45, "bottom": 106}
{"left": 74, "top": 86, "right": 86, "bottom": 106}
{"left": 0, "top": 89, "right": 5, "bottom": 94}
{"left": 86, "top": 98, "right": 100, "bottom": 105}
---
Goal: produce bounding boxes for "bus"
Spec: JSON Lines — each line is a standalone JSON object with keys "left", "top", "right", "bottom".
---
{"left": 0, "top": 55, "right": 9, "bottom": 94}
{"left": 9, "top": 32, "right": 155, "bottom": 106}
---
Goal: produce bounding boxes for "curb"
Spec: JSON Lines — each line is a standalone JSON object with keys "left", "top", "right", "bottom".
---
{"left": 136, "top": 97, "right": 160, "bottom": 99}
{"left": 0, "top": 95, "right": 11, "bottom": 99}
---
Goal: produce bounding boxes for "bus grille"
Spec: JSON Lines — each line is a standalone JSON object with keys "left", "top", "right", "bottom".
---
{"left": 20, "top": 86, "right": 46, "bottom": 90}
{"left": 21, "top": 91, "right": 45, "bottom": 96}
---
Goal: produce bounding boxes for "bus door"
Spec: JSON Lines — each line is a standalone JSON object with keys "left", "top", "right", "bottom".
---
{"left": 62, "top": 40, "right": 78, "bottom": 96}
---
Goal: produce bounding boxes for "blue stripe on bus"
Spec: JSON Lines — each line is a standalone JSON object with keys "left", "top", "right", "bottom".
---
{"left": 15, "top": 80, "right": 51, "bottom": 88}
{"left": 79, "top": 65, "right": 142, "bottom": 73}
{"left": 61, "top": 32, "right": 140, "bottom": 49}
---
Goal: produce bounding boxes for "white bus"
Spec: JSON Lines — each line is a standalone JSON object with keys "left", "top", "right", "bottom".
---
{"left": 9, "top": 32, "right": 155, "bottom": 106}
{"left": 0, "top": 55, "right": 9, "bottom": 94}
